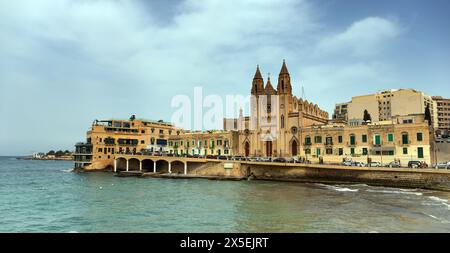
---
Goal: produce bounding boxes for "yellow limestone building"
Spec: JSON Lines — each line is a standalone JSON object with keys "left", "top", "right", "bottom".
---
{"left": 167, "top": 130, "right": 239, "bottom": 157}
{"left": 229, "top": 61, "right": 432, "bottom": 165}
{"left": 74, "top": 117, "right": 177, "bottom": 170}
{"left": 300, "top": 114, "right": 432, "bottom": 165}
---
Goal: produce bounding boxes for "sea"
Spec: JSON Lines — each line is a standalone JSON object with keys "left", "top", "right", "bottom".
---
{"left": 0, "top": 156, "right": 449, "bottom": 232}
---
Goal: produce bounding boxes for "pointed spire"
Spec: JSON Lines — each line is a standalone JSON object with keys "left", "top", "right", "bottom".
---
{"left": 251, "top": 64, "right": 265, "bottom": 95}
{"left": 253, "top": 64, "right": 263, "bottom": 79}
{"left": 277, "top": 59, "right": 292, "bottom": 94}
{"left": 264, "top": 73, "right": 277, "bottom": 95}
{"left": 279, "top": 59, "right": 289, "bottom": 75}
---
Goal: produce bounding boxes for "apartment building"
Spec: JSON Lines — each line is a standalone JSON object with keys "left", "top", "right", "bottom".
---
{"left": 337, "top": 89, "right": 438, "bottom": 128}
{"left": 433, "top": 96, "right": 450, "bottom": 135}
{"left": 332, "top": 102, "right": 350, "bottom": 121}
{"left": 74, "top": 116, "right": 176, "bottom": 169}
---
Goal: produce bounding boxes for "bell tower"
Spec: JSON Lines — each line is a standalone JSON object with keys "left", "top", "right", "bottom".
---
{"left": 276, "top": 60, "right": 293, "bottom": 157}
{"left": 277, "top": 59, "right": 292, "bottom": 95}
{"left": 251, "top": 65, "right": 265, "bottom": 95}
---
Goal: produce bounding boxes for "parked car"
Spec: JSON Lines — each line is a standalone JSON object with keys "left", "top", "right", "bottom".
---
{"left": 342, "top": 161, "right": 352, "bottom": 166}
{"left": 387, "top": 161, "right": 401, "bottom": 168}
{"left": 249, "top": 157, "right": 261, "bottom": 162}
{"left": 217, "top": 155, "right": 228, "bottom": 160}
{"left": 434, "top": 161, "right": 450, "bottom": 169}
{"left": 232, "top": 156, "right": 245, "bottom": 161}
{"left": 286, "top": 157, "right": 299, "bottom": 163}
{"left": 351, "top": 161, "right": 366, "bottom": 167}
{"left": 260, "top": 157, "right": 272, "bottom": 162}
{"left": 408, "top": 161, "right": 422, "bottom": 168}
{"left": 369, "top": 162, "right": 382, "bottom": 167}
{"left": 273, "top": 157, "right": 287, "bottom": 163}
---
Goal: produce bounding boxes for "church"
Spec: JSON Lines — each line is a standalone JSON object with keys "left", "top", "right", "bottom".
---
{"left": 236, "top": 60, "right": 329, "bottom": 158}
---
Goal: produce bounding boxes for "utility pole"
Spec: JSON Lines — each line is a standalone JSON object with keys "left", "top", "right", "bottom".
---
{"left": 380, "top": 142, "right": 383, "bottom": 166}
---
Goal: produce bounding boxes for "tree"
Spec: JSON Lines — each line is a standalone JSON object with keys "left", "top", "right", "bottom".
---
{"left": 363, "top": 109, "right": 372, "bottom": 122}
{"left": 55, "top": 150, "right": 64, "bottom": 157}
{"left": 47, "top": 150, "right": 55, "bottom": 156}
{"left": 425, "top": 104, "right": 432, "bottom": 126}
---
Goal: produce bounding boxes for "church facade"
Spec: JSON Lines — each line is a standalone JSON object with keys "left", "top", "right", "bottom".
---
{"left": 235, "top": 60, "right": 329, "bottom": 158}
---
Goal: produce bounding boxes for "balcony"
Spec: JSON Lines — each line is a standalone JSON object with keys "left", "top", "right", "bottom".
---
{"left": 75, "top": 142, "right": 92, "bottom": 147}
{"left": 74, "top": 152, "right": 93, "bottom": 156}
{"left": 118, "top": 143, "right": 138, "bottom": 146}
{"left": 399, "top": 140, "right": 411, "bottom": 146}
{"left": 73, "top": 155, "right": 92, "bottom": 162}
{"left": 347, "top": 142, "right": 357, "bottom": 147}
{"left": 104, "top": 127, "right": 138, "bottom": 134}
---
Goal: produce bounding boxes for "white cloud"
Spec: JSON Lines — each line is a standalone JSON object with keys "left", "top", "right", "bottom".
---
{"left": 0, "top": 0, "right": 318, "bottom": 154}
{"left": 1, "top": 0, "right": 422, "bottom": 155}
{"left": 316, "top": 17, "right": 401, "bottom": 57}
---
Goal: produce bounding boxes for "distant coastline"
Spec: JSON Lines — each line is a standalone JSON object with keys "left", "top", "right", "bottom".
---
{"left": 16, "top": 150, "right": 74, "bottom": 161}
{"left": 16, "top": 156, "right": 73, "bottom": 161}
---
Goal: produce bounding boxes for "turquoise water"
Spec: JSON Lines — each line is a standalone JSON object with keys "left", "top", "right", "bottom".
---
{"left": 1, "top": 156, "right": 450, "bottom": 232}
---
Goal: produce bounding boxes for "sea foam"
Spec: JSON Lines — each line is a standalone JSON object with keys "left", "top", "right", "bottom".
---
{"left": 428, "top": 196, "right": 450, "bottom": 210}
{"left": 366, "top": 189, "right": 423, "bottom": 196}
{"left": 318, "top": 184, "right": 359, "bottom": 192}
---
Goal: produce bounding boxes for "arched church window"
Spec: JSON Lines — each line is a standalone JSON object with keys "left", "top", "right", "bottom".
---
{"left": 281, "top": 115, "right": 285, "bottom": 128}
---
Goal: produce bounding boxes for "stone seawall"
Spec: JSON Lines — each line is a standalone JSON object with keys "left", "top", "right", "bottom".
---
{"left": 189, "top": 161, "right": 450, "bottom": 191}
{"left": 82, "top": 157, "right": 450, "bottom": 191}
{"left": 188, "top": 161, "right": 246, "bottom": 178}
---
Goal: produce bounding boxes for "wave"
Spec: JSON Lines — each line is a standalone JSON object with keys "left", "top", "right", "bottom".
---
{"left": 317, "top": 184, "right": 359, "bottom": 192}
{"left": 424, "top": 213, "right": 450, "bottom": 224}
{"left": 396, "top": 188, "right": 420, "bottom": 192}
{"left": 426, "top": 213, "right": 439, "bottom": 220}
{"left": 366, "top": 189, "right": 423, "bottom": 196}
{"left": 347, "top": 184, "right": 369, "bottom": 188}
{"left": 428, "top": 196, "right": 450, "bottom": 210}
{"left": 429, "top": 196, "right": 448, "bottom": 203}
{"left": 60, "top": 169, "right": 73, "bottom": 173}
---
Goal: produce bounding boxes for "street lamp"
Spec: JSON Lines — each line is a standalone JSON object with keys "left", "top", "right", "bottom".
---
{"left": 380, "top": 141, "right": 383, "bottom": 166}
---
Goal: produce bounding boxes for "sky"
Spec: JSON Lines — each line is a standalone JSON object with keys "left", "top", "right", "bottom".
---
{"left": 1, "top": 0, "right": 450, "bottom": 155}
